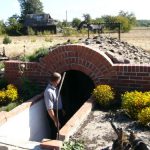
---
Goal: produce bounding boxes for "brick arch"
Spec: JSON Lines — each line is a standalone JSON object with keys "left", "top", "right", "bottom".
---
{"left": 39, "top": 45, "right": 113, "bottom": 85}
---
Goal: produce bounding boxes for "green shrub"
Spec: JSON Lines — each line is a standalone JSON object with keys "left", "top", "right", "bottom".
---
{"left": 3, "top": 36, "right": 12, "bottom": 44}
{"left": 43, "top": 30, "right": 51, "bottom": 35}
{"left": 62, "top": 140, "right": 85, "bottom": 150}
{"left": 20, "top": 77, "right": 41, "bottom": 101}
{"left": 19, "top": 47, "right": 49, "bottom": 62}
{"left": 138, "top": 107, "right": 150, "bottom": 126}
{"left": 121, "top": 91, "right": 150, "bottom": 119}
{"left": 0, "top": 62, "right": 4, "bottom": 70}
{"left": 37, "top": 31, "right": 43, "bottom": 36}
{"left": 27, "top": 47, "right": 49, "bottom": 62}
{"left": 92, "top": 84, "right": 115, "bottom": 108}
{"left": 27, "top": 27, "right": 35, "bottom": 35}
{"left": 0, "top": 78, "right": 8, "bottom": 89}
{"left": 62, "top": 27, "right": 78, "bottom": 36}
{"left": 0, "top": 102, "right": 19, "bottom": 112}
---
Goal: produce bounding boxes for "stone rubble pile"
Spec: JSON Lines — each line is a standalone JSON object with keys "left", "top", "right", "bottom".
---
{"left": 80, "top": 36, "right": 150, "bottom": 64}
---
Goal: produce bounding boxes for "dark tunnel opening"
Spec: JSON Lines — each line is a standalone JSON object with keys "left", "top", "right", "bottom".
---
{"left": 61, "top": 70, "right": 95, "bottom": 122}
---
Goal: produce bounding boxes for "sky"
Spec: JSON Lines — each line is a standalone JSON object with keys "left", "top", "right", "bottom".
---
{"left": 0, "top": 0, "right": 150, "bottom": 22}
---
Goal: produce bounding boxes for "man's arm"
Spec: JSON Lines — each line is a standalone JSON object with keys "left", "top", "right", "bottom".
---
{"left": 48, "top": 109, "right": 60, "bottom": 128}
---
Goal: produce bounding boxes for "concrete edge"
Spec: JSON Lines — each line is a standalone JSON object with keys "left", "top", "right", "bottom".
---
{"left": 0, "top": 92, "right": 44, "bottom": 126}
{"left": 40, "top": 98, "right": 94, "bottom": 149}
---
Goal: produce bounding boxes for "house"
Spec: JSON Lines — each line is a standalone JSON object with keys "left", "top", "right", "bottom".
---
{"left": 24, "top": 13, "right": 58, "bottom": 34}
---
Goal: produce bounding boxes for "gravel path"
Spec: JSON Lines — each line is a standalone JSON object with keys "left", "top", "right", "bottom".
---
{"left": 72, "top": 108, "right": 150, "bottom": 150}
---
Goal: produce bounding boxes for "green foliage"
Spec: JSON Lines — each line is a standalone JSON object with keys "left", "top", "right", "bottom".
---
{"left": 72, "top": 18, "right": 81, "bottom": 28}
{"left": 115, "top": 16, "right": 131, "bottom": 32}
{"left": 119, "top": 10, "right": 136, "bottom": 26}
{"left": 6, "top": 14, "right": 23, "bottom": 35}
{"left": 0, "top": 78, "right": 8, "bottom": 90}
{"left": 92, "top": 85, "right": 115, "bottom": 108}
{"left": 63, "top": 27, "right": 78, "bottom": 36}
{"left": 79, "top": 29, "right": 88, "bottom": 35}
{"left": 101, "top": 11, "right": 136, "bottom": 32}
{"left": 3, "top": 36, "right": 12, "bottom": 44}
{"left": 18, "top": 0, "right": 43, "bottom": 21}
{"left": 0, "top": 102, "right": 19, "bottom": 112}
{"left": 0, "top": 62, "right": 4, "bottom": 70}
{"left": 121, "top": 91, "right": 150, "bottom": 119}
{"left": 27, "top": 27, "right": 35, "bottom": 35}
{"left": 43, "top": 30, "right": 52, "bottom": 35}
{"left": 20, "top": 77, "right": 41, "bottom": 101}
{"left": 136, "top": 20, "right": 150, "bottom": 27}
{"left": 27, "top": 47, "right": 49, "bottom": 62}
{"left": 62, "top": 140, "right": 85, "bottom": 150}
{"left": 93, "top": 18, "right": 104, "bottom": 24}
{"left": 83, "top": 13, "right": 92, "bottom": 24}
{"left": 19, "top": 47, "right": 49, "bottom": 62}
{"left": 138, "top": 107, "right": 150, "bottom": 126}
{"left": 0, "top": 20, "right": 6, "bottom": 35}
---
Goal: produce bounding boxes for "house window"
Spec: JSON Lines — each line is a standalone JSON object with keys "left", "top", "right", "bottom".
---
{"left": 36, "top": 15, "right": 43, "bottom": 21}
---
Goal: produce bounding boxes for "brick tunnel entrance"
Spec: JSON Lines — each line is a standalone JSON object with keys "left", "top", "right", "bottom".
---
{"left": 61, "top": 70, "right": 95, "bottom": 122}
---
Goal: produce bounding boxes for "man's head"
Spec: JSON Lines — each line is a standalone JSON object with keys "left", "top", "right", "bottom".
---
{"left": 50, "top": 72, "right": 61, "bottom": 87}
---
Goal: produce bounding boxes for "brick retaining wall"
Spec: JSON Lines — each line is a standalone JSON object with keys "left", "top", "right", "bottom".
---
{"left": 4, "top": 45, "right": 150, "bottom": 91}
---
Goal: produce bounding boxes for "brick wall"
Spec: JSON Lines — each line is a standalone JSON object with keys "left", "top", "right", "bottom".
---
{"left": 4, "top": 45, "right": 150, "bottom": 91}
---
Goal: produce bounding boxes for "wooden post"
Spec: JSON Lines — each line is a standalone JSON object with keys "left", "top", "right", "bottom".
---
{"left": 118, "top": 23, "right": 121, "bottom": 40}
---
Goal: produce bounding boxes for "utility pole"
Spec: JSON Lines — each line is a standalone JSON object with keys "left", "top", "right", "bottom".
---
{"left": 66, "top": 10, "right": 68, "bottom": 26}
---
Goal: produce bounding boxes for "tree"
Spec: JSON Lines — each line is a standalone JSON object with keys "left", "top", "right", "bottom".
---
{"left": 101, "top": 15, "right": 116, "bottom": 23}
{"left": 93, "top": 18, "right": 103, "bottom": 24}
{"left": 83, "top": 14, "right": 91, "bottom": 24}
{"left": 72, "top": 18, "right": 81, "bottom": 28}
{"left": 118, "top": 10, "right": 136, "bottom": 26}
{"left": 18, "top": 0, "right": 43, "bottom": 21}
{"left": 0, "top": 20, "right": 5, "bottom": 35}
{"left": 6, "top": 14, "right": 22, "bottom": 35}
{"left": 115, "top": 16, "right": 131, "bottom": 32}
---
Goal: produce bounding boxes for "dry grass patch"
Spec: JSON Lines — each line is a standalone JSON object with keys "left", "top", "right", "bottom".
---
{"left": 0, "top": 28, "right": 150, "bottom": 59}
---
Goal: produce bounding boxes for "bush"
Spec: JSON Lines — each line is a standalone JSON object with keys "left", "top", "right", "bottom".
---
{"left": 3, "top": 36, "right": 12, "bottom": 44}
{"left": 121, "top": 91, "right": 150, "bottom": 119}
{"left": 0, "top": 102, "right": 19, "bottom": 112}
{"left": 19, "top": 47, "right": 49, "bottom": 62}
{"left": 62, "top": 139, "right": 85, "bottom": 150}
{"left": 5, "top": 84, "right": 18, "bottom": 101}
{"left": 20, "top": 77, "right": 41, "bottom": 101}
{"left": 0, "top": 84, "right": 18, "bottom": 105}
{"left": 138, "top": 107, "right": 150, "bottom": 126}
{"left": 0, "top": 62, "right": 4, "bottom": 70}
{"left": 27, "top": 27, "right": 35, "bottom": 35}
{"left": 62, "top": 27, "right": 78, "bottom": 36}
{"left": 0, "top": 90, "right": 6, "bottom": 103}
{"left": 92, "top": 85, "right": 115, "bottom": 108}
{"left": 0, "top": 78, "right": 8, "bottom": 89}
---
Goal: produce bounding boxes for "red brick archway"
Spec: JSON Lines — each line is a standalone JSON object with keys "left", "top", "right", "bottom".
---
{"left": 39, "top": 45, "right": 113, "bottom": 85}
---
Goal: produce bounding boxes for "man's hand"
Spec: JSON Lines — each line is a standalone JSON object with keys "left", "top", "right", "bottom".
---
{"left": 48, "top": 109, "right": 61, "bottom": 128}
{"left": 54, "top": 120, "right": 61, "bottom": 129}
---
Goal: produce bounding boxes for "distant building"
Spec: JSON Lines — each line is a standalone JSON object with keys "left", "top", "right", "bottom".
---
{"left": 24, "top": 13, "right": 58, "bottom": 34}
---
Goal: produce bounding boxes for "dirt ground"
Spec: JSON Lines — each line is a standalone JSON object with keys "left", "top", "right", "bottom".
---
{"left": 72, "top": 107, "right": 150, "bottom": 150}
{"left": 0, "top": 28, "right": 150, "bottom": 59}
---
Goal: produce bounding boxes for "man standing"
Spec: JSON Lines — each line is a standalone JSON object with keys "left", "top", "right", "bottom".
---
{"left": 44, "top": 72, "right": 64, "bottom": 139}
